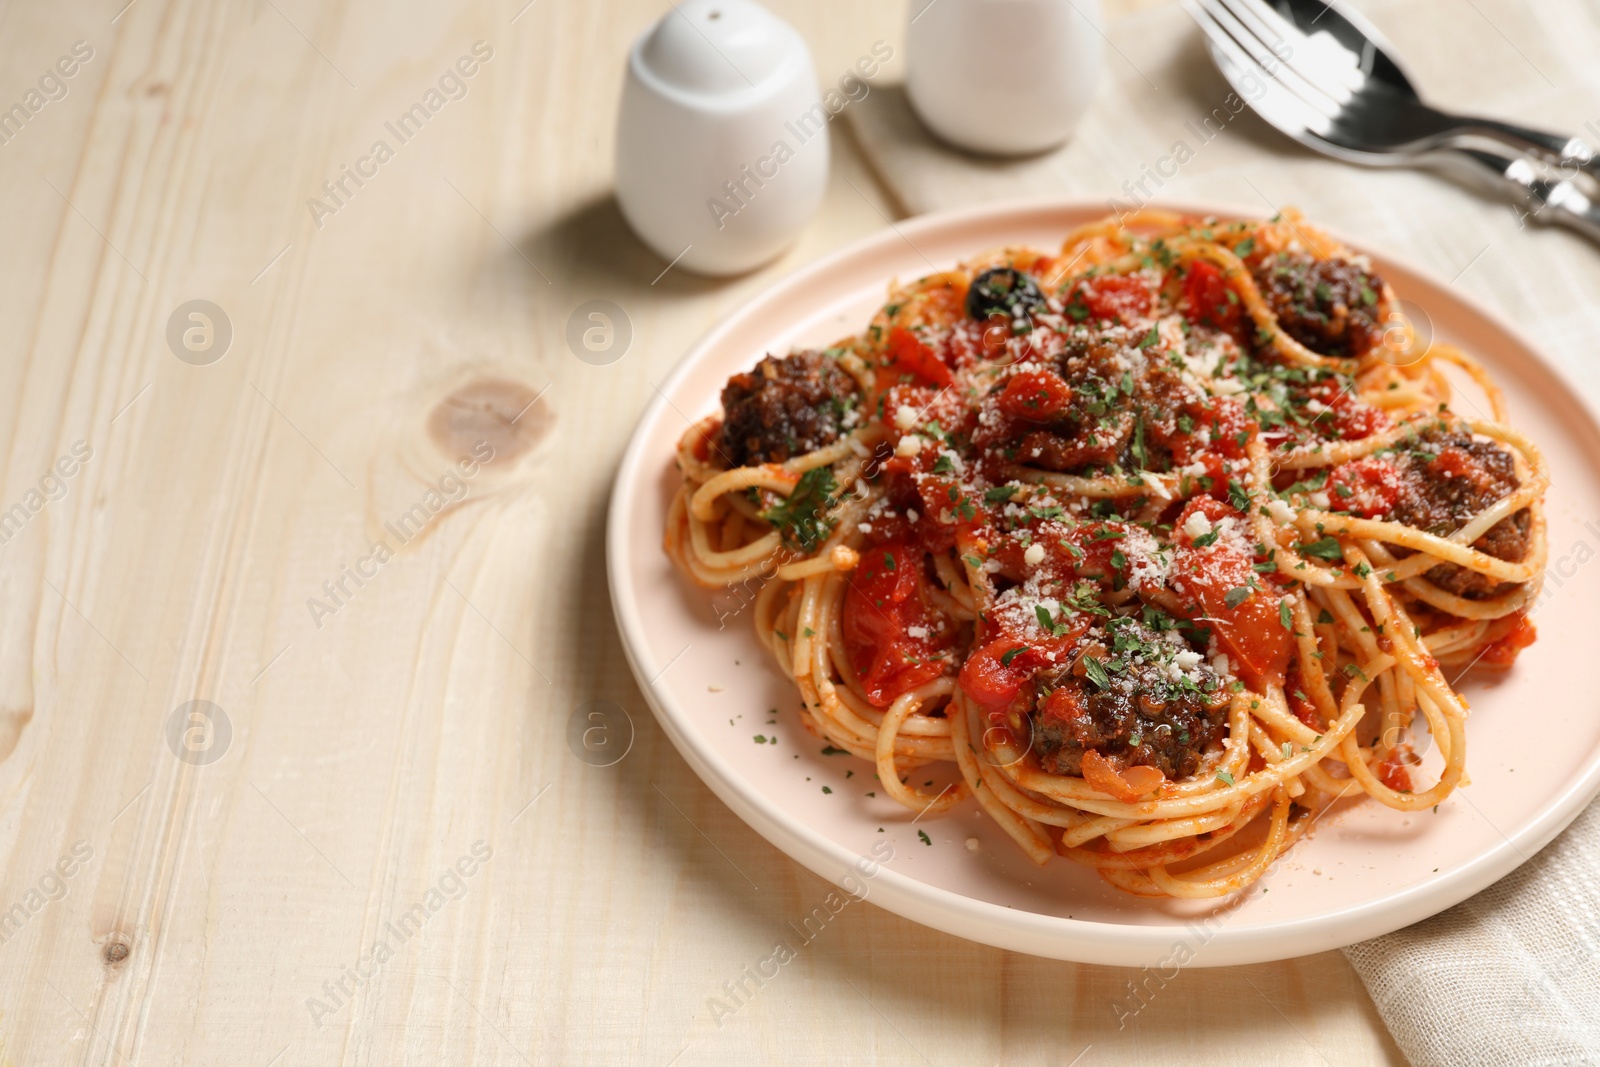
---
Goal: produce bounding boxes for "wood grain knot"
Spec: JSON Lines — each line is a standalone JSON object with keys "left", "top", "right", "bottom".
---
{"left": 103, "top": 937, "right": 131, "bottom": 965}
{"left": 427, "top": 379, "right": 549, "bottom": 466}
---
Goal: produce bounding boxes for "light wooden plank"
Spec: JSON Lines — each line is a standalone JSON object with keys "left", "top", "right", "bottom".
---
{"left": 0, "top": 1, "right": 1404, "bottom": 1063}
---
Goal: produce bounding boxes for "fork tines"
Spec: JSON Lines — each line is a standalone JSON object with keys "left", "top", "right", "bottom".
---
{"left": 1185, "top": 0, "right": 1372, "bottom": 139}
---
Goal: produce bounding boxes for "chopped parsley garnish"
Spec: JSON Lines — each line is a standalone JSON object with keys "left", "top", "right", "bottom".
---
{"left": 1283, "top": 470, "right": 1330, "bottom": 495}
{"left": 1035, "top": 605, "right": 1073, "bottom": 637}
{"left": 1301, "top": 537, "right": 1344, "bottom": 560}
{"left": 1082, "top": 656, "right": 1111, "bottom": 690}
{"left": 760, "top": 466, "right": 838, "bottom": 550}
{"left": 1000, "top": 645, "right": 1029, "bottom": 667}
{"left": 1223, "top": 586, "right": 1251, "bottom": 610}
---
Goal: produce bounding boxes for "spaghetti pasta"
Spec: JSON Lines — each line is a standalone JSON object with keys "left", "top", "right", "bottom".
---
{"left": 664, "top": 209, "right": 1548, "bottom": 899}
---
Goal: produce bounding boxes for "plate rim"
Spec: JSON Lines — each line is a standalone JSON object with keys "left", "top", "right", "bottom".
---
{"left": 606, "top": 195, "right": 1600, "bottom": 967}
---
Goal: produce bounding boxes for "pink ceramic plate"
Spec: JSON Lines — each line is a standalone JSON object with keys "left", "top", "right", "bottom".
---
{"left": 606, "top": 199, "right": 1600, "bottom": 966}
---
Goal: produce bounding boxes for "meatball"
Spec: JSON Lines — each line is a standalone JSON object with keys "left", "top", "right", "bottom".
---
{"left": 718, "top": 351, "right": 859, "bottom": 467}
{"left": 1015, "top": 415, "right": 1132, "bottom": 471}
{"left": 977, "top": 334, "right": 1158, "bottom": 473}
{"left": 1388, "top": 427, "right": 1531, "bottom": 598}
{"left": 1028, "top": 620, "right": 1230, "bottom": 780}
{"left": 1252, "top": 252, "right": 1385, "bottom": 358}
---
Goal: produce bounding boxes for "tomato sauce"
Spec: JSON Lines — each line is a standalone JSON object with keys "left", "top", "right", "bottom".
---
{"left": 1477, "top": 612, "right": 1537, "bottom": 669}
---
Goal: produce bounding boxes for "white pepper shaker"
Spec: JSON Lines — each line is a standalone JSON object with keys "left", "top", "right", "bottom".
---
{"left": 906, "top": 0, "right": 1103, "bottom": 157}
{"left": 615, "top": 0, "right": 829, "bottom": 277}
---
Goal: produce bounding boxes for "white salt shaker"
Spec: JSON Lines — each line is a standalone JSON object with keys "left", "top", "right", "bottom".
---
{"left": 905, "top": 0, "right": 1102, "bottom": 156}
{"left": 615, "top": 0, "right": 829, "bottom": 277}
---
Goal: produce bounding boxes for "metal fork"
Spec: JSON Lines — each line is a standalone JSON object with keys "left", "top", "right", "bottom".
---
{"left": 1187, "top": 0, "right": 1600, "bottom": 243}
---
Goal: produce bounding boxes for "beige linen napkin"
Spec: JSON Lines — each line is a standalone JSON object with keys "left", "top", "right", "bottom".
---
{"left": 846, "top": 2, "right": 1600, "bottom": 1064}
{"left": 1344, "top": 800, "right": 1600, "bottom": 1065}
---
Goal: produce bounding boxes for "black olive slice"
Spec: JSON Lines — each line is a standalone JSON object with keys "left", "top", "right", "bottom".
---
{"left": 966, "top": 267, "right": 1045, "bottom": 321}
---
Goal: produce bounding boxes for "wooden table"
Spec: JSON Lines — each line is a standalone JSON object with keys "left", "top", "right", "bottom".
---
{"left": 0, "top": 0, "right": 1406, "bottom": 1062}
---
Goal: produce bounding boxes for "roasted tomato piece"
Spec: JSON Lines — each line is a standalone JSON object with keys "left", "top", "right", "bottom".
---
{"left": 958, "top": 609, "right": 1092, "bottom": 710}
{"left": 994, "top": 369, "right": 1074, "bottom": 423}
{"left": 1200, "top": 397, "right": 1256, "bottom": 460}
{"left": 881, "top": 326, "right": 953, "bottom": 388}
{"left": 1153, "top": 396, "right": 1257, "bottom": 467}
{"left": 1064, "top": 274, "right": 1152, "bottom": 327}
{"left": 1169, "top": 497, "right": 1292, "bottom": 687}
{"left": 1182, "top": 260, "right": 1244, "bottom": 337}
{"left": 843, "top": 541, "right": 953, "bottom": 706}
{"left": 1305, "top": 381, "right": 1391, "bottom": 441}
{"left": 958, "top": 638, "right": 1036, "bottom": 709}
{"left": 1328, "top": 456, "right": 1402, "bottom": 518}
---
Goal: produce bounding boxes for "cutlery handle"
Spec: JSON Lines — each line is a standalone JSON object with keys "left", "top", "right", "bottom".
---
{"left": 1452, "top": 116, "right": 1600, "bottom": 183}
{"left": 1459, "top": 149, "right": 1600, "bottom": 245}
